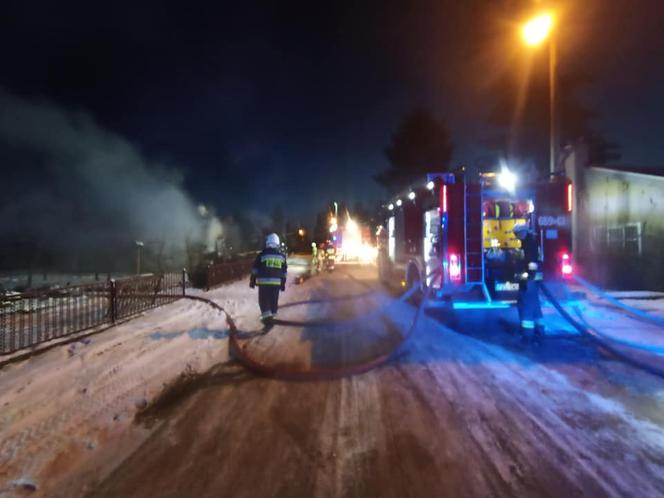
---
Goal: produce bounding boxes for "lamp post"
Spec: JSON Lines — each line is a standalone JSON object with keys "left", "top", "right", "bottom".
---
{"left": 135, "top": 240, "right": 144, "bottom": 275}
{"left": 521, "top": 12, "right": 557, "bottom": 175}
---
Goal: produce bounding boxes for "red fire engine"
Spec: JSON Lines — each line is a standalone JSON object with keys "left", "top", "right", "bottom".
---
{"left": 377, "top": 169, "right": 574, "bottom": 308}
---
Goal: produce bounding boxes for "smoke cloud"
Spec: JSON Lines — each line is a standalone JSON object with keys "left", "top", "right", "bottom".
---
{"left": 0, "top": 89, "right": 219, "bottom": 271}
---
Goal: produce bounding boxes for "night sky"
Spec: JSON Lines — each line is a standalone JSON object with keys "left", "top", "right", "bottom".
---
{"left": 2, "top": 0, "right": 664, "bottom": 223}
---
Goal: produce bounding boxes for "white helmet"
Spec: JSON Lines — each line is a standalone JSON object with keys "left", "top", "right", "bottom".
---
{"left": 265, "top": 233, "right": 280, "bottom": 248}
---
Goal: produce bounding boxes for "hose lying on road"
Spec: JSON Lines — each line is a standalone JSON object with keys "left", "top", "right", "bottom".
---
{"left": 271, "top": 270, "right": 413, "bottom": 328}
{"left": 180, "top": 272, "right": 435, "bottom": 381}
{"left": 540, "top": 282, "right": 664, "bottom": 379}
{"left": 573, "top": 275, "right": 664, "bottom": 326}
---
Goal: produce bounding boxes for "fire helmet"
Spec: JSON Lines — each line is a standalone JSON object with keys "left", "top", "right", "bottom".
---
{"left": 265, "top": 233, "right": 280, "bottom": 248}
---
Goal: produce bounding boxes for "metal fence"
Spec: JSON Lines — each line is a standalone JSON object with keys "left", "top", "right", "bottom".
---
{"left": 0, "top": 272, "right": 185, "bottom": 355}
{"left": 207, "top": 258, "right": 255, "bottom": 289}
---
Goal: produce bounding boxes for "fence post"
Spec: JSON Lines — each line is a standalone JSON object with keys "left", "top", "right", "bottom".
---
{"left": 109, "top": 279, "right": 117, "bottom": 323}
{"left": 0, "top": 301, "right": 5, "bottom": 354}
{"left": 182, "top": 268, "right": 187, "bottom": 296}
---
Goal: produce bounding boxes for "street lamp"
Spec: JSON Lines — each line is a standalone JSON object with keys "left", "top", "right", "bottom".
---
{"left": 298, "top": 228, "right": 305, "bottom": 237}
{"left": 521, "top": 13, "right": 554, "bottom": 47}
{"left": 135, "top": 240, "right": 144, "bottom": 275}
{"left": 521, "top": 11, "right": 557, "bottom": 174}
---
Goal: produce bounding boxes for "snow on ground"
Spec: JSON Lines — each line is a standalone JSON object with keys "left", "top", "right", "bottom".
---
{"left": 388, "top": 300, "right": 664, "bottom": 496}
{"left": 0, "top": 258, "right": 312, "bottom": 496}
{"left": 0, "top": 294, "right": 227, "bottom": 496}
{"left": 1, "top": 260, "right": 664, "bottom": 497}
{"left": 575, "top": 300, "right": 664, "bottom": 349}
{"left": 564, "top": 282, "right": 664, "bottom": 353}
{"left": 574, "top": 284, "right": 664, "bottom": 320}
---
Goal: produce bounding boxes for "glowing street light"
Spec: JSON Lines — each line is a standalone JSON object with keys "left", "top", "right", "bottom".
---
{"left": 521, "top": 12, "right": 554, "bottom": 47}
{"left": 408, "top": 191, "right": 416, "bottom": 200}
{"left": 426, "top": 180, "right": 435, "bottom": 190}
{"left": 387, "top": 203, "right": 394, "bottom": 211}
{"left": 395, "top": 199, "right": 402, "bottom": 207}
{"left": 298, "top": 228, "right": 305, "bottom": 237}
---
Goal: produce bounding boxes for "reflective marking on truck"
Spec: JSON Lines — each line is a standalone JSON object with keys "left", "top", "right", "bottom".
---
{"left": 538, "top": 215, "right": 568, "bottom": 227}
{"left": 495, "top": 281, "right": 519, "bottom": 291}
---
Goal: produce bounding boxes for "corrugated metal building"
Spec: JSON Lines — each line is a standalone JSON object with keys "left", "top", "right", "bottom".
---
{"left": 564, "top": 145, "right": 664, "bottom": 290}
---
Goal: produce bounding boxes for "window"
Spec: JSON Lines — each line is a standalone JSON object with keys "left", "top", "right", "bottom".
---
{"left": 594, "top": 223, "right": 643, "bottom": 255}
{"left": 608, "top": 227, "right": 623, "bottom": 249}
{"left": 624, "top": 223, "right": 642, "bottom": 255}
{"left": 591, "top": 226, "right": 607, "bottom": 250}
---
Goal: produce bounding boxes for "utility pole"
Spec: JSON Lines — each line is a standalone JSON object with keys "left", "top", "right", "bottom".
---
{"left": 549, "top": 32, "right": 558, "bottom": 174}
{"left": 135, "top": 240, "right": 144, "bottom": 275}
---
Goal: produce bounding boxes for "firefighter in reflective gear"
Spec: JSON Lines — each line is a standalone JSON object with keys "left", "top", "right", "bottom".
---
{"left": 311, "top": 242, "right": 319, "bottom": 273}
{"left": 250, "top": 233, "right": 287, "bottom": 322}
{"left": 513, "top": 224, "right": 544, "bottom": 338}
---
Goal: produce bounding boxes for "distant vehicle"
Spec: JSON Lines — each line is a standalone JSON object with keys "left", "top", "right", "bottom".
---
{"left": 377, "top": 170, "right": 574, "bottom": 308}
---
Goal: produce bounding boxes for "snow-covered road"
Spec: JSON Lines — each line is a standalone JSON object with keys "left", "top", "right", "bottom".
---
{"left": 1, "top": 263, "right": 664, "bottom": 497}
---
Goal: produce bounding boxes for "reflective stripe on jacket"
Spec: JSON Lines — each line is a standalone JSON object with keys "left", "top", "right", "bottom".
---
{"left": 251, "top": 247, "right": 287, "bottom": 287}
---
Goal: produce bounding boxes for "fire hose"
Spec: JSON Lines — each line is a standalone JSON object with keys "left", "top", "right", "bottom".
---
{"left": 540, "top": 282, "right": 664, "bottom": 378}
{"left": 187, "top": 275, "right": 663, "bottom": 381}
{"left": 572, "top": 275, "right": 664, "bottom": 326}
{"left": 180, "top": 270, "right": 437, "bottom": 381}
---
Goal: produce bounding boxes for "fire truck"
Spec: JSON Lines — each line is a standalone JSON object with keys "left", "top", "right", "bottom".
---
{"left": 377, "top": 169, "right": 574, "bottom": 308}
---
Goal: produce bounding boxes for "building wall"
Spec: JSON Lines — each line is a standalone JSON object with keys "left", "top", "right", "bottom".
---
{"left": 564, "top": 147, "right": 664, "bottom": 289}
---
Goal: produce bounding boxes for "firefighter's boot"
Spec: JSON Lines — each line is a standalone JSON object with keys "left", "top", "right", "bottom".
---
{"left": 520, "top": 320, "right": 535, "bottom": 343}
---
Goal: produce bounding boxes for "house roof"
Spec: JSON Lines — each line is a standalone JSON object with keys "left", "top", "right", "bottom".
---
{"left": 591, "top": 164, "right": 664, "bottom": 179}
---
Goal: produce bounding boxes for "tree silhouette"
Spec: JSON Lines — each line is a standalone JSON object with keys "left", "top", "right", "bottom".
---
{"left": 376, "top": 109, "right": 453, "bottom": 192}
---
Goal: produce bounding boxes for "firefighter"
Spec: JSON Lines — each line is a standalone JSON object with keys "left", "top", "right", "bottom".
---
{"left": 250, "top": 233, "right": 287, "bottom": 323}
{"left": 513, "top": 224, "right": 544, "bottom": 340}
{"left": 324, "top": 241, "right": 336, "bottom": 272}
{"left": 311, "top": 242, "right": 319, "bottom": 273}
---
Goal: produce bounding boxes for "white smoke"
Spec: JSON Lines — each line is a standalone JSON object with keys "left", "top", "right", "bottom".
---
{"left": 0, "top": 89, "right": 220, "bottom": 267}
{"left": 206, "top": 216, "right": 223, "bottom": 252}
